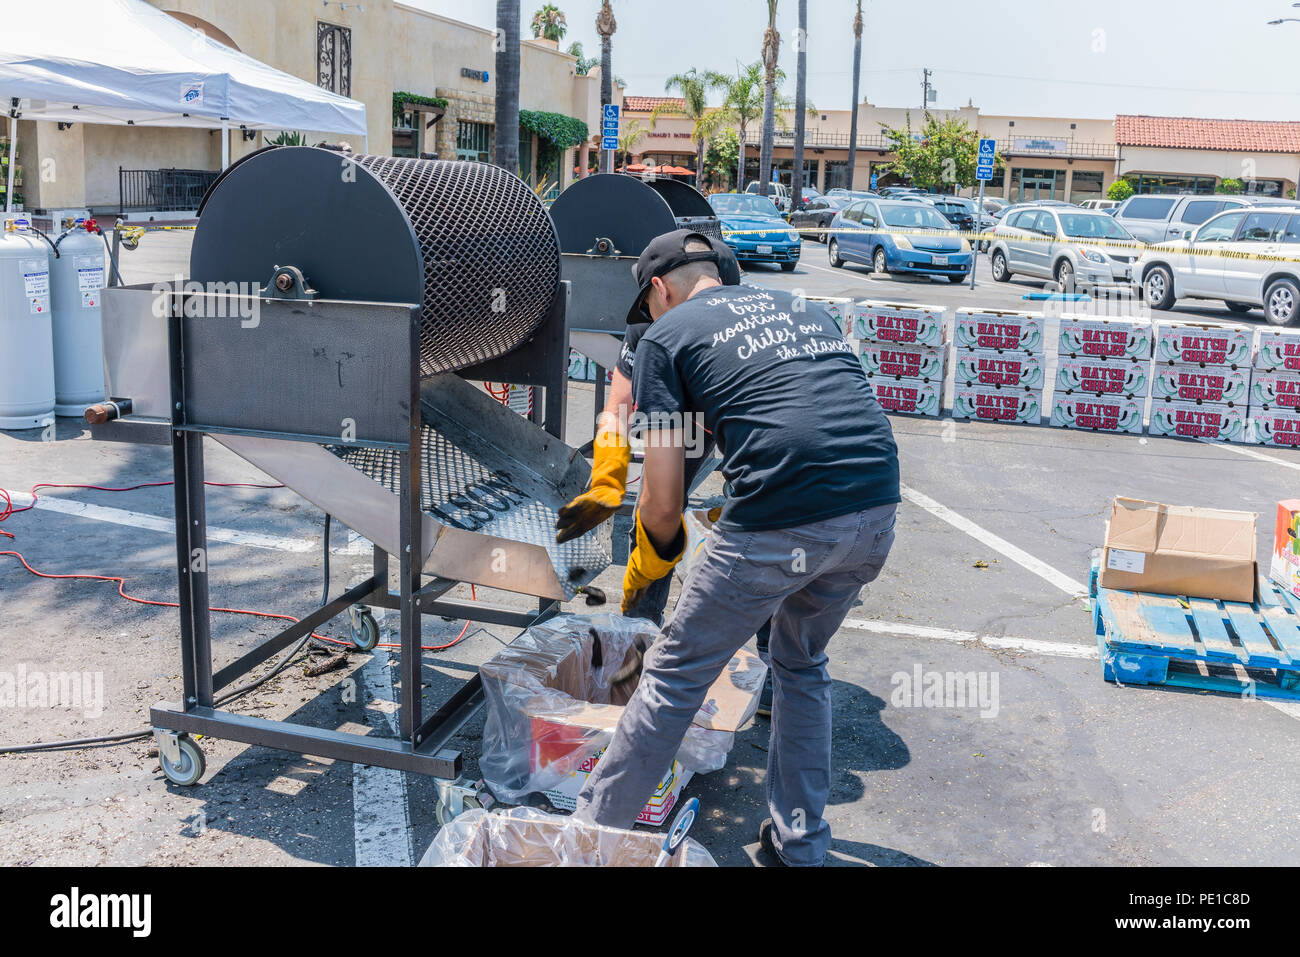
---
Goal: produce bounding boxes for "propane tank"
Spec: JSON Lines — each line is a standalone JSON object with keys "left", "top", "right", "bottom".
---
{"left": 50, "top": 218, "right": 107, "bottom": 415}
{"left": 0, "top": 217, "right": 55, "bottom": 430}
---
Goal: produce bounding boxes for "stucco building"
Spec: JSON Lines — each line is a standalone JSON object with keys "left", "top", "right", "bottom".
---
{"left": 20, "top": 0, "right": 618, "bottom": 215}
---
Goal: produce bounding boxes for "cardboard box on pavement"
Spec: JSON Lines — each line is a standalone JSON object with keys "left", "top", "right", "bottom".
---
{"left": 1148, "top": 400, "right": 1246, "bottom": 443}
{"left": 1255, "top": 330, "right": 1300, "bottom": 372}
{"left": 1247, "top": 407, "right": 1300, "bottom": 448}
{"left": 952, "top": 385, "right": 1040, "bottom": 424}
{"left": 806, "top": 295, "right": 852, "bottom": 337}
{"left": 1269, "top": 500, "right": 1300, "bottom": 600}
{"left": 868, "top": 375, "right": 943, "bottom": 417}
{"left": 859, "top": 341, "right": 946, "bottom": 380}
{"left": 1050, "top": 395, "right": 1143, "bottom": 434}
{"left": 1250, "top": 371, "right": 1300, "bottom": 411}
{"left": 1099, "top": 497, "right": 1257, "bottom": 603}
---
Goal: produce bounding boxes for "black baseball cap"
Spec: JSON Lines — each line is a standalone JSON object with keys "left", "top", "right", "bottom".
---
{"left": 625, "top": 228, "right": 741, "bottom": 324}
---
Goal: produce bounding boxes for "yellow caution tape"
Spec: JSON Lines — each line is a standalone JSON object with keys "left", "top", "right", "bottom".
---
{"left": 720, "top": 225, "right": 1300, "bottom": 266}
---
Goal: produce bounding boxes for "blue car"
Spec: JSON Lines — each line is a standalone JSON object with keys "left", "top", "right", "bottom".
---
{"left": 708, "top": 193, "right": 802, "bottom": 272}
{"left": 828, "top": 198, "right": 973, "bottom": 282}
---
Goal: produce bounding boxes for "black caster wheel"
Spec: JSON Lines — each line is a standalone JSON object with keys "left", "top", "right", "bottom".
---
{"left": 350, "top": 609, "right": 379, "bottom": 652}
{"left": 435, "top": 792, "right": 482, "bottom": 827}
{"left": 159, "top": 734, "right": 205, "bottom": 787}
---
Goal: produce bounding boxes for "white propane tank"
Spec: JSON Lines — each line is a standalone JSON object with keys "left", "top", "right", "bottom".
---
{"left": 50, "top": 218, "right": 107, "bottom": 415}
{"left": 0, "top": 217, "right": 55, "bottom": 430}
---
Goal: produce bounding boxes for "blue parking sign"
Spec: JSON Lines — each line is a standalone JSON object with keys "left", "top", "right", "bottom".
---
{"left": 604, "top": 103, "right": 620, "bottom": 121}
{"left": 601, "top": 135, "right": 618, "bottom": 150}
{"left": 976, "top": 138, "right": 995, "bottom": 182}
{"left": 871, "top": 173, "right": 878, "bottom": 189}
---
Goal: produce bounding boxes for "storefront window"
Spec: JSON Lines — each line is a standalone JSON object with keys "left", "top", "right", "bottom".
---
{"left": 1012, "top": 168, "right": 1060, "bottom": 203}
{"left": 1244, "top": 179, "right": 1284, "bottom": 198}
{"left": 1128, "top": 173, "right": 1217, "bottom": 195}
{"left": 456, "top": 121, "right": 492, "bottom": 162}
{"left": 1070, "top": 170, "right": 1104, "bottom": 203}
{"left": 823, "top": 160, "right": 850, "bottom": 190}
{"left": 393, "top": 110, "right": 418, "bottom": 158}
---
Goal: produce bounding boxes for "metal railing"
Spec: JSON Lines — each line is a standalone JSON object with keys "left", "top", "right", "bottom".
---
{"left": 1001, "top": 141, "right": 1118, "bottom": 159}
{"left": 740, "top": 131, "right": 1118, "bottom": 160}
{"left": 119, "top": 167, "right": 220, "bottom": 213}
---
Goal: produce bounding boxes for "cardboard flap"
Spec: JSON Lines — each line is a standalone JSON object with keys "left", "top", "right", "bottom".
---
{"left": 1107, "top": 498, "right": 1161, "bottom": 551}
{"left": 1108, "top": 497, "right": 1255, "bottom": 560}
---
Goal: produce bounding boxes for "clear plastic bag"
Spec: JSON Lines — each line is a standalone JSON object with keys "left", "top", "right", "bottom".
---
{"left": 419, "top": 806, "right": 716, "bottom": 867}
{"left": 479, "top": 613, "right": 742, "bottom": 804}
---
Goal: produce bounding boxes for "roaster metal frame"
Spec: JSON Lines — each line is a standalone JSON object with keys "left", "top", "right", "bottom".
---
{"left": 98, "top": 284, "right": 575, "bottom": 790}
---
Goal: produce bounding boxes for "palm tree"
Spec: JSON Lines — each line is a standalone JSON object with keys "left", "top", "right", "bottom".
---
{"left": 530, "top": 4, "right": 567, "bottom": 42}
{"left": 847, "top": 0, "right": 863, "bottom": 191}
{"left": 566, "top": 40, "right": 598, "bottom": 75}
{"left": 717, "top": 62, "right": 766, "bottom": 191}
{"left": 494, "top": 0, "right": 520, "bottom": 174}
{"left": 596, "top": 0, "right": 616, "bottom": 174}
{"left": 654, "top": 68, "right": 728, "bottom": 190}
{"left": 758, "top": 0, "right": 780, "bottom": 195}
{"left": 791, "top": 0, "right": 807, "bottom": 209}
{"left": 616, "top": 119, "right": 646, "bottom": 170}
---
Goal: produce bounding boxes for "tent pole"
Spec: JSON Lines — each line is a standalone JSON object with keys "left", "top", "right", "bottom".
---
{"left": 221, "top": 118, "right": 229, "bottom": 170}
{"left": 5, "top": 113, "right": 16, "bottom": 214}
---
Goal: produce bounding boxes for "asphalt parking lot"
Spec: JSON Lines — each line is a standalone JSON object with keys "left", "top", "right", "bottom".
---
{"left": 1, "top": 230, "right": 1297, "bottom": 867}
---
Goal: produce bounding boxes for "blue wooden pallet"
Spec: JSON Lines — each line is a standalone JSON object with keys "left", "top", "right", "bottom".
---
{"left": 1089, "top": 562, "right": 1300, "bottom": 701}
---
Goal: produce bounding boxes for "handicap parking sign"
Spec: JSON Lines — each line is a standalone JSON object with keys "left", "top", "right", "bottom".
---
{"left": 604, "top": 103, "right": 620, "bottom": 121}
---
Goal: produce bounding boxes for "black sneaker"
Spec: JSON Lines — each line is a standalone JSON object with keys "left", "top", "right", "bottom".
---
{"left": 756, "top": 669, "right": 773, "bottom": 718}
{"left": 757, "top": 818, "right": 788, "bottom": 867}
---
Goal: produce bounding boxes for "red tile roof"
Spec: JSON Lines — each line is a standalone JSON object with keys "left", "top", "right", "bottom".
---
{"left": 623, "top": 96, "right": 687, "bottom": 114}
{"left": 1116, "top": 114, "right": 1300, "bottom": 153}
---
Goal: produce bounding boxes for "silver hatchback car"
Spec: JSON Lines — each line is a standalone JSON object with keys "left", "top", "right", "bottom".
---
{"left": 988, "top": 205, "right": 1141, "bottom": 288}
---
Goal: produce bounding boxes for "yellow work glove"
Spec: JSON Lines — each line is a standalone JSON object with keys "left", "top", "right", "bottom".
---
{"left": 555, "top": 426, "right": 631, "bottom": 544}
{"left": 621, "top": 511, "right": 687, "bottom": 614}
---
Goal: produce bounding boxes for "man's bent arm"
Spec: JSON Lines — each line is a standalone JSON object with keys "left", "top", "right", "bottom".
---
{"left": 639, "top": 428, "right": 686, "bottom": 552}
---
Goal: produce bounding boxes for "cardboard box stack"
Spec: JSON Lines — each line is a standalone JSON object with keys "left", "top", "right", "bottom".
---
{"left": 805, "top": 295, "right": 853, "bottom": 338}
{"left": 854, "top": 300, "right": 946, "bottom": 417}
{"left": 1050, "top": 316, "right": 1151, "bottom": 434}
{"left": 1149, "top": 321, "right": 1252, "bottom": 443}
{"left": 1248, "top": 330, "right": 1300, "bottom": 448}
{"left": 951, "top": 308, "right": 1045, "bottom": 425}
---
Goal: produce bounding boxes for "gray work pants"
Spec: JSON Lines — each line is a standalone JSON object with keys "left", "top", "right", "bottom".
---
{"left": 574, "top": 502, "right": 897, "bottom": 866}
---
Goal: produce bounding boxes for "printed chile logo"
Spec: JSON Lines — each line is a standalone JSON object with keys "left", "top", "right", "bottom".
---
{"left": 972, "top": 356, "right": 1029, "bottom": 387}
{"left": 976, "top": 321, "right": 1025, "bottom": 350}
{"left": 1077, "top": 365, "right": 1127, "bottom": 394}
{"left": 1074, "top": 401, "right": 1121, "bottom": 430}
{"left": 1267, "top": 378, "right": 1300, "bottom": 408}
{"left": 974, "top": 393, "right": 1022, "bottom": 421}
{"left": 1173, "top": 370, "right": 1227, "bottom": 403}
{"left": 1263, "top": 415, "right": 1300, "bottom": 446}
{"left": 877, "top": 383, "right": 921, "bottom": 413}
{"left": 872, "top": 314, "right": 921, "bottom": 343}
{"left": 1177, "top": 335, "right": 1230, "bottom": 365}
{"left": 878, "top": 349, "right": 923, "bottom": 377}
{"left": 1171, "top": 408, "right": 1225, "bottom": 439}
{"left": 1079, "top": 328, "right": 1128, "bottom": 357}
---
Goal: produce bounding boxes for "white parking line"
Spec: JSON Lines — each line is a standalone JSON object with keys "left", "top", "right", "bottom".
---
{"left": 1213, "top": 442, "right": 1300, "bottom": 471}
{"left": 840, "top": 616, "right": 1098, "bottom": 659}
{"left": 353, "top": 638, "right": 412, "bottom": 867}
{"left": 1, "top": 488, "right": 369, "bottom": 554}
{"left": 900, "top": 482, "right": 1090, "bottom": 598}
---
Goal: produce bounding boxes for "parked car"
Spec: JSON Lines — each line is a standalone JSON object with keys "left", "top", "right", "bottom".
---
{"left": 708, "top": 192, "right": 802, "bottom": 271}
{"left": 1112, "top": 193, "right": 1251, "bottom": 244}
{"left": 926, "top": 195, "right": 979, "bottom": 233}
{"left": 789, "top": 194, "right": 850, "bottom": 243}
{"left": 793, "top": 186, "right": 822, "bottom": 209}
{"left": 827, "top": 198, "right": 973, "bottom": 282}
{"left": 1133, "top": 206, "right": 1300, "bottom": 324}
{"left": 988, "top": 205, "right": 1140, "bottom": 288}
{"left": 1078, "top": 199, "right": 1120, "bottom": 211}
{"left": 879, "top": 186, "right": 926, "bottom": 199}
{"left": 744, "top": 180, "right": 791, "bottom": 214}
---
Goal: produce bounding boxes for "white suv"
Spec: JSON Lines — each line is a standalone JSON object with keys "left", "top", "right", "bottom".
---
{"left": 988, "top": 205, "right": 1140, "bottom": 287}
{"left": 1133, "top": 206, "right": 1300, "bottom": 325}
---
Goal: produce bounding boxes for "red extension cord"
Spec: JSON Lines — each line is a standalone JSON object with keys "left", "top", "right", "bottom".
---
{"left": 0, "top": 481, "right": 473, "bottom": 653}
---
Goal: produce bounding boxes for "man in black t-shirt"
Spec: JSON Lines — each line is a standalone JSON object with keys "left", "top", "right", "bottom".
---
{"left": 572, "top": 229, "right": 901, "bottom": 867}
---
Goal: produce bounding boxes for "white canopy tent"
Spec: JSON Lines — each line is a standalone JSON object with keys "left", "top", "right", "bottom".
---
{"left": 0, "top": 0, "right": 368, "bottom": 211}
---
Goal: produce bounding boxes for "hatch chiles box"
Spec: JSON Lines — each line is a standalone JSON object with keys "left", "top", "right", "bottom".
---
{"left": 955, "top": 351, "right": 1044, "bottom": 389}
{"left": 859, "top": 342, "right": 946, "bottom": 380}
{"left": 1154, "top": 322, "right": 1252, "bottom": 366}
{"left": 1059, "top": 317, "right": 1152, "bottom": 360}
{"left": 953, "top": 309, "right": 1044, "bottom": 354}
{"left": 1050, "top": 395, "right": 1143, "bottom": 434}
{"left": 868, "top": 375, "right": 943, "bottom": 417}
{"left": 1255, "top": 331, "right": 1300, "bottom": 372}
{"left": 1248, "top": 408, "right": 1300, "bottom": 447}
{"left": 1152, "top": 366, "right": 1250, "bottom": 405}
{"left": 952, "top": 386, "right": 1040, "bottom": 424}
{"left": 1056, "top": 357, "right": 1149, "bottom": 398}
{"left": 1250, "top": 371, "right": 1300, "bottom": 411}
{"left": 1148, "top": 400, "right": 1245, "bottom": 442}
{"left": 853, "top": 301, "right": 946, "bottom": 347}
{"left": 1099, "top": 497, "right": 1257, "bottom": 603}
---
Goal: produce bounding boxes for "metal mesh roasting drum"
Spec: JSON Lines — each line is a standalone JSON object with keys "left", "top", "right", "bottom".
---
{"left": 190, "top": 146, "right": 561, "bottom": 377}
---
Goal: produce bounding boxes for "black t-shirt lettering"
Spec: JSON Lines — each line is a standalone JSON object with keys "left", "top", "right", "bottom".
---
{"left": 633, "top": 286, "right": 900, "bottom": 532}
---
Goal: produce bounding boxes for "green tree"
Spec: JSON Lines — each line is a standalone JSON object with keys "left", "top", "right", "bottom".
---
{"left": 881, "top": 113, "right": 998, "bottom": 193}
{"left": 566, "top": 40, "right": 598, "bottom": 75}
{"left": 653, "top": 68, "right": 729, "bottom": 190}
{"left": 530, "top": 4, "right": 567, "bottom": 42}
{"left": 704, "top": 128, "right": 740, "bottom": 190}
{"left": 1106, "top": 178, "right": 1134, "bottom": 201}
{"left": 716, "top": 62, "right": 776, "bottom": 191}
{"left": 616, "top": 118, "right": 646, "bottom": 170}
{"left": 1216, "top": 177, "right": 1244, "bottom": 195}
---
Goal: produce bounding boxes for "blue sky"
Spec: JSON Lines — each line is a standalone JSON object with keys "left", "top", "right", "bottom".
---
{"left": 406, "top": 0, "right": 1300, "bottom": 121}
